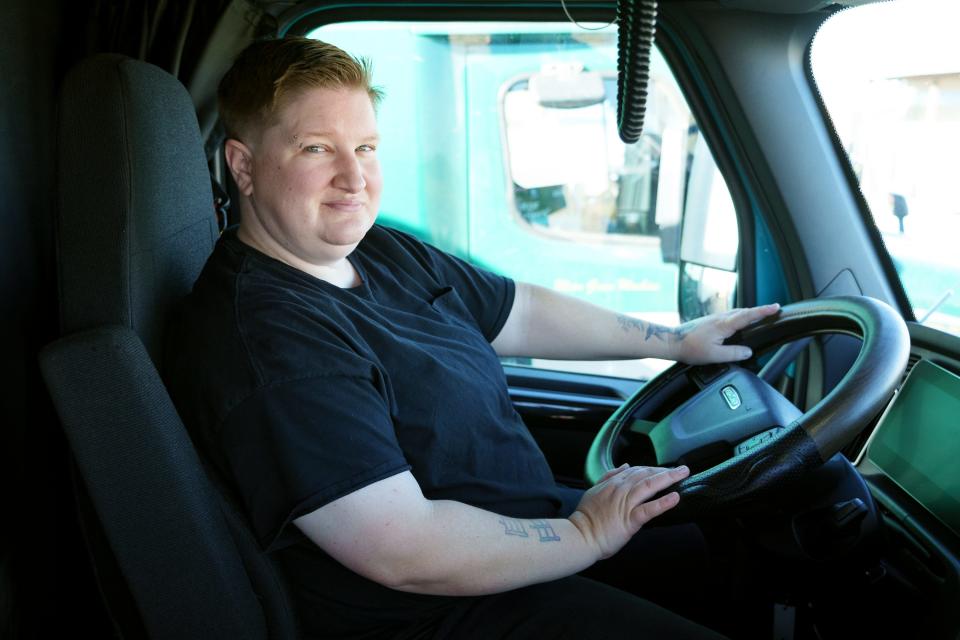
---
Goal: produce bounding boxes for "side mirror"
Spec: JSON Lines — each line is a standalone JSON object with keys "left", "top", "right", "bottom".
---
{"left": 677, "top": 134, "right": 738, "bottom": 322}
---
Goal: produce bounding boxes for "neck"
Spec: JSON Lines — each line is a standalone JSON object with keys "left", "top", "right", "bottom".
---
{"left": 236, "top": 222, "right": 362, "bottom": 288}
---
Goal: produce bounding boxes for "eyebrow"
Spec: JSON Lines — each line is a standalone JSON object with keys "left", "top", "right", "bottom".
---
{"left": 298, "top": 131, "right": 381, "bottom": 143}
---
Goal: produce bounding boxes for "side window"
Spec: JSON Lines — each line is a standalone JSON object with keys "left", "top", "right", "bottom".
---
{"left": 812, "top": 1, "right": 960, "bottom": 339}
{"left": 312, "top": 22, "right": 738, "bottom": 379}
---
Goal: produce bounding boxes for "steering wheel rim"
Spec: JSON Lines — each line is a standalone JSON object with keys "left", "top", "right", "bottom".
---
{"left": 585, "top": 295, "right": 910, "bottom": 521}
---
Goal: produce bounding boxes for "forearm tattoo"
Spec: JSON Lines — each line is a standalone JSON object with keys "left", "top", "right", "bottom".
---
{"left": 499, "top": 518, "right": 561, "bottom": 542}
{"left": 530, "top": 520, "right": 561, "bottom": 542}
{"left": 616, "top": 315, "right": 689, "bottom": 343}
{"left": 499, "top": 518, "right": 529, "bottom": 538}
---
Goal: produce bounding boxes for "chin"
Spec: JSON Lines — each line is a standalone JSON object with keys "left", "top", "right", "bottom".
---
{"left": 322, "top": 216, "right": 376, "bottom": 248}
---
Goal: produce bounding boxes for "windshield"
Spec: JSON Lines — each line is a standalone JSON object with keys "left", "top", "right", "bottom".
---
{"left": 811, "top": 0, "right": 960, "bottom": 337}
{"left": 309, "top": 21, "right": 738, "bottom": 379}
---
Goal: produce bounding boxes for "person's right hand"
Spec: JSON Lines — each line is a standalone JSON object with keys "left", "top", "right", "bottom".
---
{"left": 569, "top": 464, "right": 690, "bottom": 560}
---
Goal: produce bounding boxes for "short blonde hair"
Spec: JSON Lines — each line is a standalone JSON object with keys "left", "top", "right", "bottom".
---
{"left": 218, "top": 36, "right": 382, "bottom": 142}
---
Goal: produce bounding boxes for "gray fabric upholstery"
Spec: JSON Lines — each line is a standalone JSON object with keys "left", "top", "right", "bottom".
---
{"left": 40, "top": 327, "right": 267, "bottom": 640}
{"left": 57, "top": 54, "right": 217, "bottom": 361}
{"left": 45, "top": 55, "right": 298, "bottom": 638}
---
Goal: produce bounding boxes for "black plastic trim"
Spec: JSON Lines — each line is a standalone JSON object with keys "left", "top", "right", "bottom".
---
{"left": 861, "top": 466, "right": 960, "bottom": 579}
{"left": 280, "top": 1, "right": 618, "bottom": 37}
{"left": 504, "top": 364, "right": 644, "bottom": 401}
{"left": 907, "top": 322, "right": 960, "bottom": 373}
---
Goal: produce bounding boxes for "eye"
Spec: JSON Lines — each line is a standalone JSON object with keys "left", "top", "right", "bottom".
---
{"left": 357, "top": 144, "right": 377, "bottom": 153}
{"left": 303, "top": 145, "right": 326, "bottom": 154}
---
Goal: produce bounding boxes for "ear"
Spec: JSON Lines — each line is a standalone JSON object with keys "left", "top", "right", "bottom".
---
{"left": 224, "top": 138, "right": 255, "bottom": 197}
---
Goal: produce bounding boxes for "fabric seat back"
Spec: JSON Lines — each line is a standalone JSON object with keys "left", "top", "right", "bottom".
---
{"left": 40, "top": 54, "right": 296, "bottom": 639}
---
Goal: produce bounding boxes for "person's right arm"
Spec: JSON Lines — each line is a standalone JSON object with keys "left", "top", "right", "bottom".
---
{"left": 293, "top": 463, "right": 689, "bottom": 597}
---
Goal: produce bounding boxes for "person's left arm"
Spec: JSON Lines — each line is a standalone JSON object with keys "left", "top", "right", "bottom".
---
{"left": 491, "top": 282, "right": 779, "bottom": 365}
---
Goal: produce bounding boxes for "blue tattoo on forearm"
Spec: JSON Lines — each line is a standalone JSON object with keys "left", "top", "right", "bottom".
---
{"left": 499, "top": 518, "right": 529, "bottom": 538}
{"left": 499, "top": 518, "right": 561, "bottom": 542}
{"left": 617, "top": 315, "right": 689, "bottom": 342}
{"left": 530, "top": 520, "right": 561, "bottom": 542}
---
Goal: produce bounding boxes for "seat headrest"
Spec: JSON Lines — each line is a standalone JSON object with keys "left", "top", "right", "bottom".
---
{"left": 57, "top": 54, "right": 218, "bottom": 361}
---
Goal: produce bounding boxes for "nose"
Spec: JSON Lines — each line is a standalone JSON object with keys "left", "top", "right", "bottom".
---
{"left": 333, "top": 152, "right": 366, "bottom": 193}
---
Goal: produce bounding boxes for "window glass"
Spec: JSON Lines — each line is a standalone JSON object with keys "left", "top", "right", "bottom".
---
{"left": 311, "top": 21, "right": 737, "bottom": 378}
{"left": 812, "top": 1, "right": 960, "bottom": 337}
{"left": 503, "top": 71, "right": 670, "bottom": 241}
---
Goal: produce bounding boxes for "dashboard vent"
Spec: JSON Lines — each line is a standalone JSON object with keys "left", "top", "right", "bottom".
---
{"left": 899, "top": 353, "right": 922, "bottom": 388}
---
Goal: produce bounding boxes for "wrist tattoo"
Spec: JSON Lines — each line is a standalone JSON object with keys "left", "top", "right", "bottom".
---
{"left": 617, "top": 315, "right": 689, "bottom": 343}
{"left": 498, "top": 518, "right": 561, "bottom": 542}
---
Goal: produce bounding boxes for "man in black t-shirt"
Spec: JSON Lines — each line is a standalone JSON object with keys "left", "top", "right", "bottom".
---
{"left": 165, "top": 37, "right": 779, "bottom": 639}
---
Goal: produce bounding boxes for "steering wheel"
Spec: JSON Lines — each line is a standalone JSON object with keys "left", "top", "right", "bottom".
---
{"left": 585, "top": 296, "right": 910, "bottom": 522}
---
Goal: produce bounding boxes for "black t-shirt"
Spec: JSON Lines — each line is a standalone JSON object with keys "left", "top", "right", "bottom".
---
{"left": 164, "top": 225, "right": 575, "bottom": 638}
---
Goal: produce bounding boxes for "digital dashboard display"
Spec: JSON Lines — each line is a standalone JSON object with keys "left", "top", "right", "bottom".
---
{"left": 865, "top": 359, "right": 960, "bottom": 537}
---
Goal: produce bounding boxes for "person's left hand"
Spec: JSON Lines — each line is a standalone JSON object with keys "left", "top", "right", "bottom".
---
{"left": 672, "top": 303, "right": 780, "bottom": 365}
